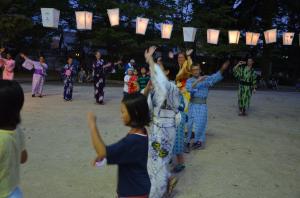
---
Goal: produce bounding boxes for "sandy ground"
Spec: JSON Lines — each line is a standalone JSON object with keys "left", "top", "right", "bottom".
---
{"left": 18, "top": 83, "right": 300, "bottom": 198}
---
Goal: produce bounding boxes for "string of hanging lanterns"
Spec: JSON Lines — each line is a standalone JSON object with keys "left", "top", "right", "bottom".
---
{"left": 40, "top": 8, "right": 299, "bottom": 46}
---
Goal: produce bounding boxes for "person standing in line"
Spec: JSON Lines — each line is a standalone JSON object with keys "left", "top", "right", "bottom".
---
{"left": 92, "top": 51, "right": 112, "bottom": 104}
{"left": 62, "top": 57, "right": 76, "bottom": 101}
{"left": 0, "top": 48, "right": 15, "bottom": 80}
{"left": 21, "top": 53, "right": 48, "bottom": 98}
{"left": 233, "top": 57, "right": 257, "bottom": 116}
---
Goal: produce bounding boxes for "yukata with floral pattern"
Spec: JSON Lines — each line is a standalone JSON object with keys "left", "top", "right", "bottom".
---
{"left": 92, "top": 59, "right": 106, "bottom": 104}
{"left": 147, "top": 64, "right": 180, "bottom": 198}
{"left": 62, "top": 64, "right": 75, "bottom": 101}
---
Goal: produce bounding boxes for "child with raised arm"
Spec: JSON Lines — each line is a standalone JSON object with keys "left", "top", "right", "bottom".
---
{"left": 87, "top": 93, "right": 151, "bottom": 198}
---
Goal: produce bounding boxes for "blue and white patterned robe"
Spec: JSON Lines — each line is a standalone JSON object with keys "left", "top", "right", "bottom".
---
{"left": 147, "top": 64, "right": 180, "bottom": 198}
{"left": 185, "top": 71, "right": 223, "bottom": 144}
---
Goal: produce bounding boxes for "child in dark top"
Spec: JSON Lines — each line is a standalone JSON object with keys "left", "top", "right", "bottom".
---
{"left": 87, "top": 92, "right": 151, "bottom": 198}
{"left": 138, "top": 66, "right": 150, "bottom": 91}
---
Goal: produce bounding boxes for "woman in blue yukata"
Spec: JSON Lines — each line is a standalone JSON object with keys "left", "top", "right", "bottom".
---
{"left": 62, "top": 57, "right": 76, "bottom": 101}
{"left": 143, "top": 46, "right": 180, "bottom": 198}
{"left": 184, "top": 61, "right": 230, "bottom": 153}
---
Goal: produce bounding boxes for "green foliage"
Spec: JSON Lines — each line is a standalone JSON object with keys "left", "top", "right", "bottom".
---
{"left": 0, "top": 0, "right": 299, "bottom": 79}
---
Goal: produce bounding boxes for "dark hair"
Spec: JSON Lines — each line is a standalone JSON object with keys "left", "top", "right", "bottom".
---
{"left": 122, "top": 92, "right": 150, "bottom": 128}
{"left": 0, "top": 80, "right": 24, "bottom": 129}
{"left": 158, "top": 56, "right": 178, "bottom": 81}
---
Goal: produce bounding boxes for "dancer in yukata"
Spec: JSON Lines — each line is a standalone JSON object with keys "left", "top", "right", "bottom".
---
{"left": 62, "top": 57, "right": 76, "bottom": 101}
{"left": 20, "top": 53, "right": 48, "bottom": 98}
{"left": 0, "top": 48, "right": 15, "bottom": 80}
{"left": 185, "top": 61, "right": 230, "bottom": 152}
{"left": 143, "top": 46, "right": 180, "bottom": 198}
{"left": 233, "top": 57, "right": 257, "bottom": 116}
{"left": 92, "top": 51, "right": 112, "bottom": 104}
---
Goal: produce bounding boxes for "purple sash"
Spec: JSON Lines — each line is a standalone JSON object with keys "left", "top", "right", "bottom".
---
{"left": 34, "top": 69, "right": 44, "bottom": 76}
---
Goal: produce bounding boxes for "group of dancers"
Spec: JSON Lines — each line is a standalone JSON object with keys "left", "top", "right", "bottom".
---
{"left": 0, "top": 46, "right": 257, "bottom": 198}
{"left": 86, "top": 46, "right": 258, "bottom": 198}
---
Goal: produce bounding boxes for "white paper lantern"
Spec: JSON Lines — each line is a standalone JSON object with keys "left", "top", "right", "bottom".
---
{"left": 107, "top": 8, "right": 119, "bottom": 26}
{"left": 161, "top": 24, "right": 173, "bottom": 39}
{"left": 41, "top": 8, "right": 60, "bottom": 28}
{"left": 283, "top": 32, "right": 294, "bottom": 45}
{"left": 136, "top": 17, "right": 149, "bottom": 35}
{"left": 228, "top": 30, "right": 240, "bottom": 44}
{"left": 75, "top": 11, "right": 93, "bottom": 30}
{"left": 183, "top": 27, "right": 197, "bottom": 42}
{"left": 264, "top": 29, "right": 277, "bottom": 44}
{"left": 246, "top": 32, "right": 260, "bottom": 45}
{"left": 207, "top": 29, "right": 220, "bottom": 44}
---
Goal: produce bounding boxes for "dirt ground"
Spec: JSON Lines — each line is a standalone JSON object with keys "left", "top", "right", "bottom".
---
{"left": 19, "top": 83, "right": 300, "bottom": 198}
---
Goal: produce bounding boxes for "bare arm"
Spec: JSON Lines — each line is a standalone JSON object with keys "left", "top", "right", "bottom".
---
{"left": 20, "top": 150, "right": 28, "bottom": 164}
{"left": 142, "top": 80, "right": 152, "bottom": 97}
{"left": 219, "top": 60, "right": 230, "bottom": 74}
{"left": 87, "top": 112, "right": 107, "bottom": 159}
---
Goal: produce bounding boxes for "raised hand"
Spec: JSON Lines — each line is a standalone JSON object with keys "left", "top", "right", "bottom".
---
{"left": 238, "top": 61, "right": 246, "bottom": 65}
{"left": 144, "top": 46, "right": 157, "bottom": 63}
{"left": 186, "top": 49, "right": 194, "bottom": 56}
{"left": 221, "top": 60, "right": 230, "bottom": 71}
{"left": 168, "top": 51, "right": 174, "bottom": 59}
{"left": 20, "top": 53, "right": 26, "bottom": 59}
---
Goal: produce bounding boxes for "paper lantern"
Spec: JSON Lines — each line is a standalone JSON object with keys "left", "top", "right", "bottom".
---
{"left": 228, "top": 31, "right": 240, "bottom": 44}
{"left": 207, "top": 29, "right": 220, "bottom": 44}
{"left": 41, "top": 8, "right": 60, "bottom": 28}
{"left": 75, "top": 11, "right": 93, "bottom": 30}
{"left": 183, "top": 27, "right": 197, "bottom": 42}
{"left": 283, "top": 32, "right": 294, "bottom": 45}
{"left": 161, "top": 24, "right": 173, "bottom": 39}
{"left": 107, "top": 8, "right": 119, "bottom": 26}
{"left": 264, "top": 29, "right": 277, "bottom": 44}
{"left": 136, "top": 17, "right": 149, "bottom": 35}
{"left": 246, "top": 32, "right": 260, "bottom": 45}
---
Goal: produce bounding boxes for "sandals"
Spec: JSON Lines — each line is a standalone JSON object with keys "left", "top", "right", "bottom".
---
{"left": 167, "top": 176, "right": 178, "bottom": 196}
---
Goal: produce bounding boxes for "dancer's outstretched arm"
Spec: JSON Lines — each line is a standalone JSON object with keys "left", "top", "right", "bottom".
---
{"left": 87, "top": 112, "right": 107, "bottom": 159}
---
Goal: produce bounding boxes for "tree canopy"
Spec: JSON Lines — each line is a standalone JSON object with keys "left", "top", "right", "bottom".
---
{"left": 0, "top": 0, "right": 299, "bottom": 79}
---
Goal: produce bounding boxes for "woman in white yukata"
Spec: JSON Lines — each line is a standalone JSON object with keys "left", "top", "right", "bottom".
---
{"left": 143, "top": 46, "right": 180, "bottom": 198}
{"left": 0, "top": 48, "right": 15, "bottom": 80}
{"left": 20, "top": 53, "right": 48, "bottom": 97}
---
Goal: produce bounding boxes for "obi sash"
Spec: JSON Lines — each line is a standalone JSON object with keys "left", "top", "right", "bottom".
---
{"left": 190, "top": 97, "right": 207, "bottom": 104}
{"left": 239, "top": 80, "right": 252, "bottom": 86}
{"left": 34, "top": 69, "right": 44, "bottom": 76}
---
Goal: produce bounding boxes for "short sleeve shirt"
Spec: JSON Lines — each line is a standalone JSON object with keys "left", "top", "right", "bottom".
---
{"left": 106, "top": 133, "right": 151, "bottom": 197}
{"left": 138, "top": 75, "right": 150, "bottom": 90}
{"left": 0, "top": 128, "right": 25, "bottom": 197}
